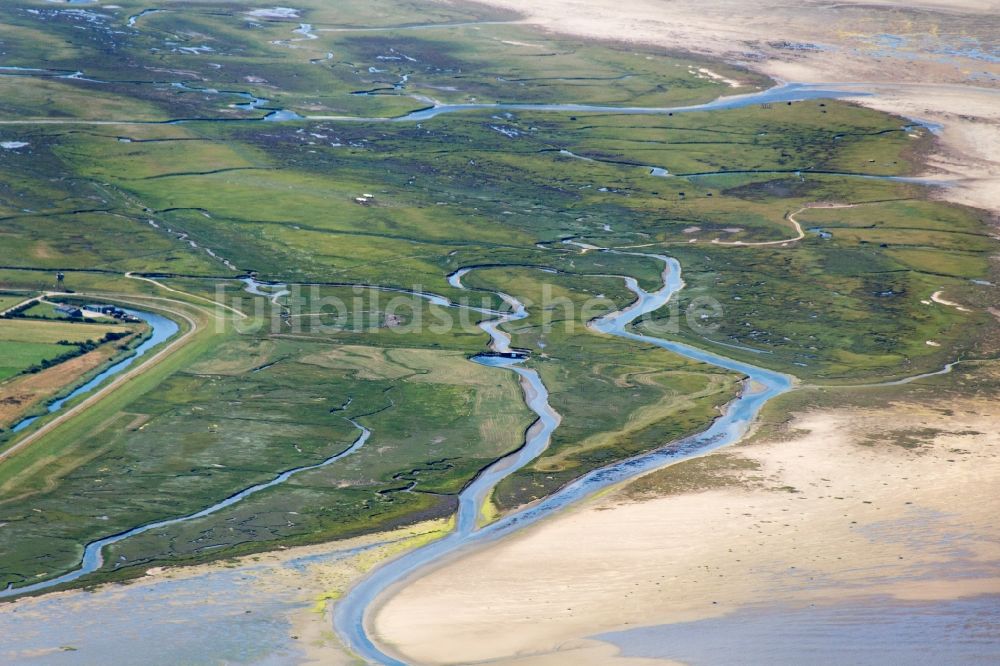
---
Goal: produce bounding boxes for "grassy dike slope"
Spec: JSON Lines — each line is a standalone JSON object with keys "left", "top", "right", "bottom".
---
{"left": 0, "top": 280, "right": 536, "bottom": 590}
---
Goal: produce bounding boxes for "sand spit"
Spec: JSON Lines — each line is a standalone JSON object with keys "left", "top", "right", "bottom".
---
{"left": 374, "top": 393, "right": 1000, "bottom": 664}
{"left": 369, "top": 5, "right": 1000, "bottom": 660}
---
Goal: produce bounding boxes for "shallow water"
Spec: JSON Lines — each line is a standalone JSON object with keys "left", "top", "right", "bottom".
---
{"left": 0, "top": 74, "right": 871, "bottom": 129}
{"left": 263, "top": 110, "right": 305, "bottom": 122}
{"left": 308, "top": 82, "right": 867, "bottom": 124}
{"left": 10, "top": 308, "right": 178, "bottom": 434}
{"left": 126, "top": 8, "right": 163, "bottom": 28}
{"left": 171, "top": 82, "right": 270, "bottom": 112}
{"left": 397, "top": 83, "right": 864, "bottom": 122}
{"left": 241, "top": 276, "right": 291, "bottom": 304}
{"left": 597, "top": 595, "right": 1000, "bottom": 665}
{"left": 0, "top": 543, "right": 384, "bottom": 665}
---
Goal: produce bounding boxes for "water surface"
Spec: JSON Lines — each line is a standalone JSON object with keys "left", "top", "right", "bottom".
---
{"left": 334, "top": 253, "right": 792, "bottom": 664}
{"left": 598, "top": 595, "right": 1000, "bottom": 665}
{"left": 10, "top": 308, "right": 178, "bottom": 434}
{"left": 1, "top": 422, "right": 370, "bottom": 598}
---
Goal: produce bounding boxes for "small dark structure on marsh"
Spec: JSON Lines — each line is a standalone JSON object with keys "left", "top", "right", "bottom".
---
{"left": 55, "top": 304, "right": 83, "bottom": 318}
{"left": 476, "top": 351, "right": 530, "bottom": 360}
{"left": 83, "top": 303, "right": 141, "bottom": 322}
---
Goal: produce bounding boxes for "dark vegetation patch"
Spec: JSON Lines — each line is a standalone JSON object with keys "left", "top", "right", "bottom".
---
{"left": 722, "top": 177, "right": 820, "bottom": 200}
{"left": 859, "top": 426, "right": 985, "bottom": 450}
{"left": 618, "top": 452, "right": 763, "bottom": 499}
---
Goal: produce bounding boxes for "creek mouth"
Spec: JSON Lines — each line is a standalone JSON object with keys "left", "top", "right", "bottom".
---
{"left": 333, "top": 268, "right": 562, "bottom": 666}
{"left": 333, "top": 252, "right": 792, "bottom": 664}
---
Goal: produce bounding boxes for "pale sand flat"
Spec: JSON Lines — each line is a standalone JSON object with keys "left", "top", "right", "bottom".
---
{"left": 374, "top": 399, "right": 1000, "bottom": 664}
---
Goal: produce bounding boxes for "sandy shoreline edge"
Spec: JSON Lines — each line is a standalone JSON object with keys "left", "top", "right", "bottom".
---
{"left": 1, "top": 2, "right": 997, "bottom": 664}
{"left": 371, "top": 1, "right": 1000, "bottom": 663}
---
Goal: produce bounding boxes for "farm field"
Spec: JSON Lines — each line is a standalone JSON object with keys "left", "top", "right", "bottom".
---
{"left": 0, "top": 341, "right": 65, "bottom": 382}
{"left": 0, "top": 317, "right": 129, "bottom": 344}
{"left": 0, "top": 315, "right": 135, "bottom": 381}
{"left": 0, "top": 0, "right": 996, "bottom": 641}
{"left": 0, "top": 294, "right": 30, "bottom": 312}
{"left": 0, "top": 311, "right": 144, "bottom": 429}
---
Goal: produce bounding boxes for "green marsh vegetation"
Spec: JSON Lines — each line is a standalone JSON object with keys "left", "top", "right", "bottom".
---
{"left": 0, "top": 0, "right": 759, "bottom": 122}
{"left": 455, "top": 266, "right": 743, "bottom": 509}
{"left": 0, "top": 334, "right": 533, "bottom": 588}
{"left": 0, "top": 0, "right": 996, "bottom": 591}
{"left": 0, "top": 309, "right": 145, "bottom": 423}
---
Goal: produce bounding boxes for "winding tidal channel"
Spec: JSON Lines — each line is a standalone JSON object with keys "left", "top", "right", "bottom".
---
{"left": 9, "top": 308, "right": 178, "bottom": 435}
{"left": 0, "top": 251, "right": 793, "bottom": 665}
{"left": 1, "top": 415, "right": 371, "bottom": 598}
{"left": 0, "top": 72, "right": 944, "bottom": 663}
{"left": 0, "top": 73, "right": 882, "bottom": 127}
{"left": 334, "top": 252, "right": 793, "bottom": 664}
